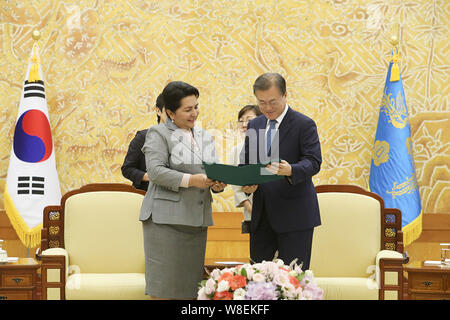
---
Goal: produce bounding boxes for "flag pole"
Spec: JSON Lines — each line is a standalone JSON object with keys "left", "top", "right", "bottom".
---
{"left": 29, "top": 29, "right": 40, "bottom": 259}
{"left": 31, "top": 29, "right": 39, "bottom": 258}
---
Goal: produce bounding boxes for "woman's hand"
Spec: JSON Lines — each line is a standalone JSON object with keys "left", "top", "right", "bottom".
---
{"left": 242, "top": 185, "right": 258, "bottom": 194}
{"left": 211, "top": 180, "right": 227, "bottom": 192}
{"left": 242, "top": 200, "right": 252, "bottom": 213}
{"left": 189, "top": 174, "right": 214, "bottom": 189}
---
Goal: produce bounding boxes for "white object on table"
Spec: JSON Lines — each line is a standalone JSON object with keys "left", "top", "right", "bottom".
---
{"left": 214, "top": 261, "right": 247, "bottom": 265}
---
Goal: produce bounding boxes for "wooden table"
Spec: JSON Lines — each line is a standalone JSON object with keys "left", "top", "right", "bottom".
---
{"left": 203, "top": 258, "right": 250, "bottom": 278}
{"left": 405, "top": 261, "right": 450, "bottom": 300}
{"left": 0, "top": 258, "right": 40, "bottom": 300}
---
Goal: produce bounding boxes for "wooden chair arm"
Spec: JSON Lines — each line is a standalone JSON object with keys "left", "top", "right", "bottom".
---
{"left": 377, "top": 251, "right": 408, "bottom": 300}
{"left": 41, "top": 250, "right": 68, "bottom": 300}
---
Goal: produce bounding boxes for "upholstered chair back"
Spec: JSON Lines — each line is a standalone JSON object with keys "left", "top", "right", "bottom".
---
{"left": 64, "top": 190, "right": 145, "bottom": 273}
{"left": 310, "top": 191, "right": 381, "bottom": 277}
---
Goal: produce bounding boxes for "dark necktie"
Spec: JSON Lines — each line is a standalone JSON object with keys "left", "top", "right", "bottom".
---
{"left": 266, "top": 119, "right": 277, "bottom": 156}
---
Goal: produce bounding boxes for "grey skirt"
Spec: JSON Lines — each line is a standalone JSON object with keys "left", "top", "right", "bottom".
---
{"left": 142, "top": 218, "right": 207, "bottom": 299}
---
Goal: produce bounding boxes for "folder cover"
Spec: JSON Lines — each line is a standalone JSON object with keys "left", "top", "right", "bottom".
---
{"left": 203, "top": 162, "right": 284, "bottom": 186}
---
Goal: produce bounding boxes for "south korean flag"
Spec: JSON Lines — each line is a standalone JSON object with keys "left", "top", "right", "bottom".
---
{"left": 4, "top": 41, "right": 61, "bottom": 248}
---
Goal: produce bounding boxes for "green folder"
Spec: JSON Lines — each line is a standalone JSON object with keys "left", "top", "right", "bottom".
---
{"left": 202, "top": 162, "right": 284, "bottom": 186}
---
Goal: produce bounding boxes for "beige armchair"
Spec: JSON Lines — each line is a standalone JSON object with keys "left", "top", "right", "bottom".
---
{"left": 39, "top": 183, "right": 149, "bottom": 300}
{"left": 310, "top": 185, "right": 408, "bottom": 300}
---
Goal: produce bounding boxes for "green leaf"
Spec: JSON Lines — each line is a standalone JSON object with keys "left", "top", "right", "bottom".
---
{"left": 241, "top": 268, "right": 247, "bottom": 277}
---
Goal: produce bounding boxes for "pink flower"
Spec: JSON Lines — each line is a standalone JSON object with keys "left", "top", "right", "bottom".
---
{"left": 198, "top": 261, "right": 322, "bottom": 300}
{"left": 229, "top": 275, "right": 247, "bottom": 290}
{"left": 214, "top": 291, "right": 233, "bottom": 300}
{"left": 289, "top": 276, "right": 300, "bottom": 289}
{"left": 218, "top": 272, "right": 233, "bottom": 283}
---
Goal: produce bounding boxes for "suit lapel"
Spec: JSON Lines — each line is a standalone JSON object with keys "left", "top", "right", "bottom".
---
{"left": 165, "top": 120, "right": 203, "bottom": 162}
{"left": 277, "top": 107, "right": 294, "bottom": 144}
{"left": 192, "top": 127, "right": 206, "bottom": 161}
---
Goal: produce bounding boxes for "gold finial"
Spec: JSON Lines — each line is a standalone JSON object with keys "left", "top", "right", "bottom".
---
{"left": 389, "top": 35, "right": 398, "bottom": 46}
{"left": 389, "top": 34, "right": 400, "bottom": 82}
{"left": 32, "top": 30, "right": 41, "bottom": 41}
{"left": 29, "top": 30, "right": 41, "bottom": 82}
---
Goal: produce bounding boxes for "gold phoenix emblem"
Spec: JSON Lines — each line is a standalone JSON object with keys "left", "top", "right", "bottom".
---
{"left": 380, "top": 88, "right": 408, "bottom": 129}
{"left": 387, "top": 175, "right": 419, "bottom": 199}
{"left": 373, "top": 140, "right": 390, "bottom": 166}
{"left": 406, "top": 137, "right": 413, "bottom": 155}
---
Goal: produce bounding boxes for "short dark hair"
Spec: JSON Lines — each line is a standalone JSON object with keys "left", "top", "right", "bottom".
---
{"left": 253, "top": 73, "right": 286, "bottom": 95}
{"left": 238, "top": 105, "right": 262, "bottom": 120}
{"left": 155, "top": 93, "right": 164, "bottom": 123}
{"left": 161, "top": 81, "right": 199, "bottom": 114}
{"left": 156, "top": 93, "right": 164, "bottom": 111}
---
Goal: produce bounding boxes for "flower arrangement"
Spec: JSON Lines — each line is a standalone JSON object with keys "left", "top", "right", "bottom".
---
{"left": 198, "top": 259, "right": 323, "bottom": 300}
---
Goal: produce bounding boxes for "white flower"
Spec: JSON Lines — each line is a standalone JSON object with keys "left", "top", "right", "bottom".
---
{"left": 217, "top": 280, "right": 230, "bottom": 292}
{"left": 205, "top": 278, "right": 216, "bottom": 295}
{"left": 252, "top": 272, "right": 265, "bottom": 282}
{"left": 275, "top": 259, "right": 285, "bottom": 267}
{"left": 303, "top": 290, "right": 313, "bottom": 300}
{"left": 233, "top": 288, "right": 247, "bottom": 300}
{"left": 289, "top": 270, "right": 298, "bottom": 277}
{"left": 244, "top": 266, "right": 255, "bottom": 280}
{"left": 273, "top": 273, "right": 290, "bottom": 287}
{"left": 305, "top": 270, "right": 314, "bottom": 278}
{"left": 210, "top": 269, "right": 221, "bottom": 281}
{"left": 282, "top": 283, "right": 297, "bottom": 299}
{"left": 197, "top": 287, "right": 208, "bottom": 300}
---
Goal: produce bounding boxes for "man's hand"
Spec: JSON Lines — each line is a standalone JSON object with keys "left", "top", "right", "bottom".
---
{"left": 266, "top": 160, "right": 292, "bottom": 176}
{"left": 242, "top": 185, "right": 258, "bottom": 194}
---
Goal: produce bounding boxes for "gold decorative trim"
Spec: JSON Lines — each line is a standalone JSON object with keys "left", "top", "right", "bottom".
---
{"left": 49, "top": 240, "right": 60, "bottom": 248}
{"left": 385, "top": 228, "right": 396, "bottom": 238}
{"left": 49, "top": 226, "right": 60, "bottom": 235}
{"left": 49, "top": 211, "right": 60, "bottom": 221}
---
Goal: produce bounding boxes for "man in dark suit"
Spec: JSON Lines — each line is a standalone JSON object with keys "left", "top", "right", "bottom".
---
{"left": 241, "top": 73, "right": 322, "bottom": 270}
{"left": 121, "top": 94, "right": 166, "bottom": 191}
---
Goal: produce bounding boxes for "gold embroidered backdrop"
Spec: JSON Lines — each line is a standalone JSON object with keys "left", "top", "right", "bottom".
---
{"left": 0, "top": 0, "right": 448, "bottom": 214}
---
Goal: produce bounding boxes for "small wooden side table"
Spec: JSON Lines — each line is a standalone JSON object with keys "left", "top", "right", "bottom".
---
{"left": 203, "top": 258, "right": 249, "bottom": 278}
{"left": 405, "top": 261, "right": 450, "bottom": 300}
{"left": 0, "top": 258, "right": 40, "bottom": 300}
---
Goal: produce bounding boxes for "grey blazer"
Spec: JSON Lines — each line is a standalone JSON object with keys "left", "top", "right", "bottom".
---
{"left": 139, "top": 119, "right": 218, "bottom": 227}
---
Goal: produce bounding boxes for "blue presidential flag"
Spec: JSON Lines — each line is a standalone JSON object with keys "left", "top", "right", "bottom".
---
{"left": 369, "top": 48, "right": 422, "bottom": 247}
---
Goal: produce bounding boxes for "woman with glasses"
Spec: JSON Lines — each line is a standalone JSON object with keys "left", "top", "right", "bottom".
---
{"left": 228, "top": 105, "right": 262, "bottom": 233}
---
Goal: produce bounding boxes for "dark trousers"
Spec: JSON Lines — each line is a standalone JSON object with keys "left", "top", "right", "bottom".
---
{"left": 250, "top": 207, "right": 314, "bottom": 270}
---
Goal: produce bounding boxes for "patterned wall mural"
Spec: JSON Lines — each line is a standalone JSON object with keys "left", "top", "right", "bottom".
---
{"left": 0, "top": 0, "right": 448, "bottom": 214}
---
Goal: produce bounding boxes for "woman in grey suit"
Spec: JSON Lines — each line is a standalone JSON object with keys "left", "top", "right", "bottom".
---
{"left": 139, "top": 81, "right": 226, "bottom": 299}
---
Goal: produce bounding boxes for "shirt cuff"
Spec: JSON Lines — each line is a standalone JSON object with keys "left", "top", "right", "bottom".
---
{"left": 180, "top": 173, "right": 191, "bottom": 188}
